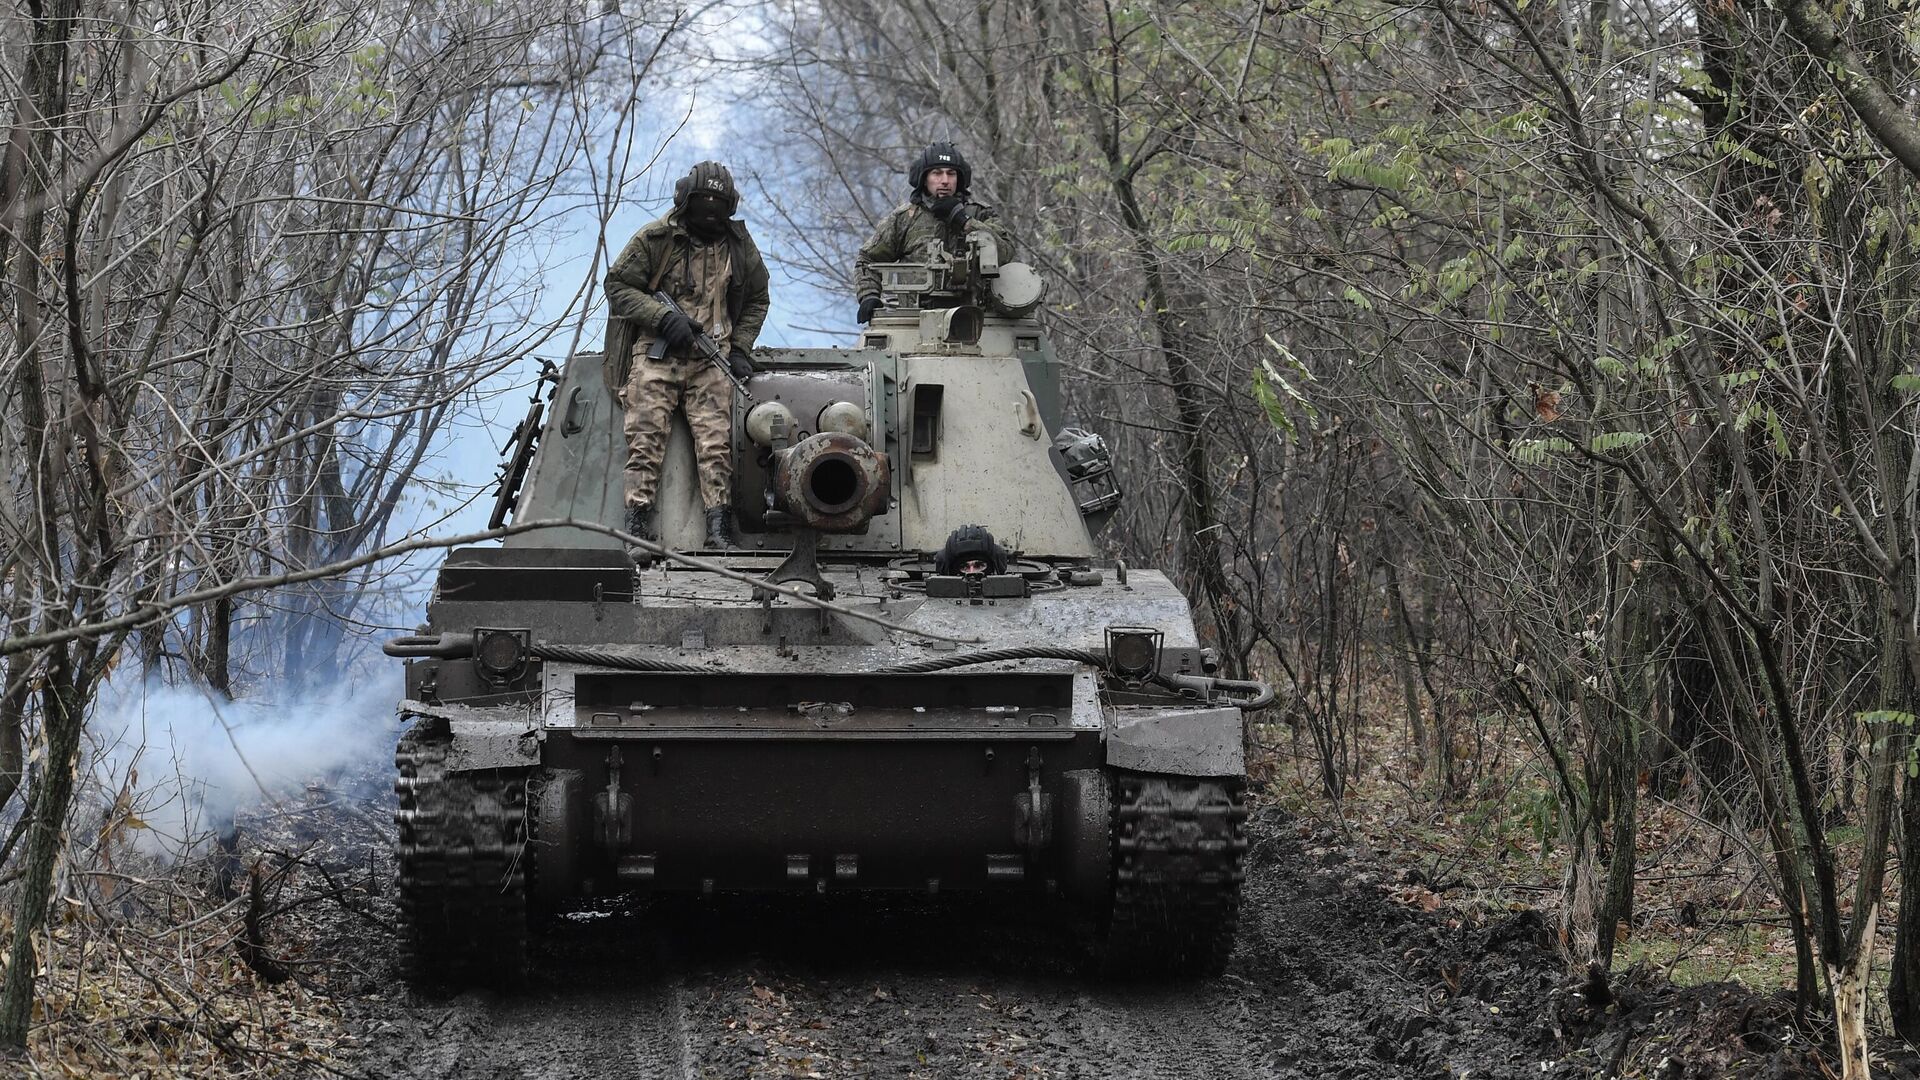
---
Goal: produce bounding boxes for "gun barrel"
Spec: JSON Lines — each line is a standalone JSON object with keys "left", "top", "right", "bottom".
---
{"left": 769, "top": 432, "right": 891, "bottom": 532}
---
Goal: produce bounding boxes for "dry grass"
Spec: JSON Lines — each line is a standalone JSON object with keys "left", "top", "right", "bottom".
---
{"left": 5, "top": 871, "right": 358, "bottom": 1077}
{"left": 7, "top": 778, "right": 391, "bottom": 1077}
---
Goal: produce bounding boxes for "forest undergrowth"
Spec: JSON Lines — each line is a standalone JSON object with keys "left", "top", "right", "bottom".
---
{"left": 1250, "top": 693, "right": 1911, "bottom": 1049}
{"left": 3, "top": 776, "right": 388, "bottom": 1078}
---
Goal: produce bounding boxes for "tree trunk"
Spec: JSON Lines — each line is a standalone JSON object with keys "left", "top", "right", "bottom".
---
{"left": 0, "top": 663, "right": 86, "bottom": 1052}
{"left": 1559, "top": 810, "right": 1600, "bottom": 962}
{"left": 1385, "top": 560, "right": 1428, "bottom": 775}
{"left": 1595, "top": 716, "right": 1637, "bottom": 967}
{"left": 1056, "top": 0, "right": 1246, "bottom": 676}
{"left": 1893, "top": 777, "right": 1920, "bottom": 1039}
{"left": 1829, "top": 901, "right": 1879, "bottom": 1080}
{"left": 0, "top": 602, "right": 27, "bottom": 812}
{"left": 0, "top": 664, "right": 22, "bottom": 815}
{"left": 0, "top": 0, "right": 80, "bottom": 1055}
{"left": 198, "top": 593, "right": 232, "bottom": 698}
{"left": 1776, "top": 0, "right": 1920, "bottom": 183}
{"left": 1109, "top": 171, "right": 1245, "bottom": 676}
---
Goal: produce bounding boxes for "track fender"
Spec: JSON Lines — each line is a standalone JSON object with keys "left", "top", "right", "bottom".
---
{"left": 448, "top": 720, "right": 540, "bottom": 772}
{"left": 1104, "top": 706, "right": 1244, "bottom": 777}
{"left": 402, "top": 701, "right": 540, "bottom": 772}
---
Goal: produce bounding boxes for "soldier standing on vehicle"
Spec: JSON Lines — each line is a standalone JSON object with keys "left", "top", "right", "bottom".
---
{"left": 604, "top": 160, "right": 770, "bottom": 557}
{"left": 853, "top": 142, "right": 1014, "bottom": 322}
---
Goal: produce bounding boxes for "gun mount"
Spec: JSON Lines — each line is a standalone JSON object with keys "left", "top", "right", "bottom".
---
{"left": 867, "top": 232, "right": 1046, "bottom": 345}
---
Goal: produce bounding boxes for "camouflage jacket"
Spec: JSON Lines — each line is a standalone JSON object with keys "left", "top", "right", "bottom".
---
{"left": 602, "top": 212, "right": 771, "bottom": 390}
{"left": 854, "top": 198, "right": 1015, "bottom": 300}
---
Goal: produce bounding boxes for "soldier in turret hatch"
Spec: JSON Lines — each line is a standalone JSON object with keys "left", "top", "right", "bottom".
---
{"left": 853, "top": 142, "right": 1015, "bottom": 323}
{"left": 604, "top": 160, "right": 770, "bottom": 558}
{"left": 933, "top": 525, "right": 1009, "bottom": 577}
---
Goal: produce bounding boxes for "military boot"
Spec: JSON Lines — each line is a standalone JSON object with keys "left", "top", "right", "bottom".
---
{"left": 623, "top": 503, "right": 656, "bottom": 567}
{"left": 703, "top": 506, "right": 736, "bottom": 550}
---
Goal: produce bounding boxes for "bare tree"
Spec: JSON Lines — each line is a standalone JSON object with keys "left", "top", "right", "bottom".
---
{"left": 0, "top": 0, "right": 676, "bottom": 1053}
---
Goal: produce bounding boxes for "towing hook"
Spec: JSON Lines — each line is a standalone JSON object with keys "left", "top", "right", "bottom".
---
{"left": 1153, "top": 672, "right": 1277, "bottom": 712}
{"left": 382, "top": 632, "right": 476, "bottom": 659}
{"left": 1211, "top": 677, "right": 1277, "bottom": 711}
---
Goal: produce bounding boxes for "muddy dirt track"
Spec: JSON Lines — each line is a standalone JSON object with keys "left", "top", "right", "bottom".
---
{"left": 336, "top": 805, "right": 1836, "bottom": 1080}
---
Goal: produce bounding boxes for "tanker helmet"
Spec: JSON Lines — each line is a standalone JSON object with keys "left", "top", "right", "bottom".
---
{"left": 933, "top": 524, "right": 1007, "bottom": 575}
{"left": 909, "top": 142, "right": 971, "bottom": 196}
{"left": 674, "top": 160, "right": 739, "bottom": 214}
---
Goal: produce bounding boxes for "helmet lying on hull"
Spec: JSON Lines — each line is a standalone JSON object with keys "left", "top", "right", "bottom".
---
{"left": 393, "top": 237, "right": 1266, "bottom": 988}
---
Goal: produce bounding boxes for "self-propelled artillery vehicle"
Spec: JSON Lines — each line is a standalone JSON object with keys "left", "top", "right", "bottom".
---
{"left": 385, "top": 233, "right": 1273, "bottom": 984}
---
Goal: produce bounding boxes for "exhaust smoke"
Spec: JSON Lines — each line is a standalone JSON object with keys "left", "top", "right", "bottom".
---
{"left": 85, "top": 671, "right": 401, "bottom": 860}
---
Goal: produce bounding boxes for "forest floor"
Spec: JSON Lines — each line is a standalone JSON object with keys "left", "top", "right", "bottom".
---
{"left": 9, "top": 714, "right": 1920, "bottom": 1078}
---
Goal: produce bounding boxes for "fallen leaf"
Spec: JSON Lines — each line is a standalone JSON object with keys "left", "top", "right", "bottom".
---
{"left": 1533, "top": 385, "right": 1562, "bottom": 423}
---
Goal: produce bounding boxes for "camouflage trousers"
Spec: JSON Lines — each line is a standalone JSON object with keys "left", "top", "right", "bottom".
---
{"left": 621, "top": 352, "right": 734, "bottom": 510}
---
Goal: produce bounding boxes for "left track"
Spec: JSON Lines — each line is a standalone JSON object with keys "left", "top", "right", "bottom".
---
{"left": 394, "top": 723, "right": 531, "bottom": 987}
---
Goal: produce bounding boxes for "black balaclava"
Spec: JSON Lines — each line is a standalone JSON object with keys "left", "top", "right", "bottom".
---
{"left": 683, "top": 193, "right": 729, "bottom": 240}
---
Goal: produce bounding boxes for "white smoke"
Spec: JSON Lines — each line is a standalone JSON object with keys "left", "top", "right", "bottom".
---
{"left": 86, "top": 671, "right": 402, "bottom": 858}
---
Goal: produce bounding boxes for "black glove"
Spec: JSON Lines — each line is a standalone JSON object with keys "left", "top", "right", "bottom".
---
{"left": 657, "top": 309, "right": 698, "bottom": 351}
{"left": 927, "top": 195, "right": 969, "bottom": 226}
{"left": 728, "top": 347, "right": 755, "bottom": 381}
{"left": 857, "top": 296, "right": 881, "bottom": 323}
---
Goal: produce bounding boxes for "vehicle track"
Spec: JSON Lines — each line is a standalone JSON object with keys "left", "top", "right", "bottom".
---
{"left": 356, "top": 970, "right": 689, "bottom": 1080}
{"left": 1065, "top": 983, "right": 1268, "bottom": 1080}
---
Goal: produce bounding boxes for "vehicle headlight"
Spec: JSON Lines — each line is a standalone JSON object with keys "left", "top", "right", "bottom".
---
{"left": 1105, "top": 627, "right": 1162, "bottom": 679}
{"left": 473, "top": 627, "right": 529, "bottom": 682}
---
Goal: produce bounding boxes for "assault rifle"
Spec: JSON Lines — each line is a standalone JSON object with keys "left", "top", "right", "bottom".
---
{"left": 645, "top": 290, "right": 755, "bottom": 400}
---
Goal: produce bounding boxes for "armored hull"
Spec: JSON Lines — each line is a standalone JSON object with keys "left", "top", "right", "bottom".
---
{"left": 389, "top": 251, "right": 1267, "bottom": 984}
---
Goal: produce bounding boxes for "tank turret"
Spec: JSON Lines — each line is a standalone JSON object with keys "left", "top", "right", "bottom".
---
{"left": 386, "top": 242, "right": 1270, "bottom": 987}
